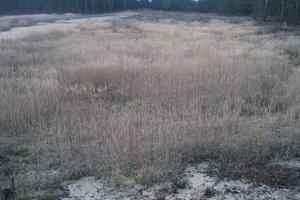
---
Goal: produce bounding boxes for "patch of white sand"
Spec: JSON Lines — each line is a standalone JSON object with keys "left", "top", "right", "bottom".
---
{"left": 0, "top": 12, "right": 138, "bottom": 40}
{"left": 273, "top": 159, "right": 300, "bottom": 169}
{"left": 62, "top": 162, "right": 300, "bottom": 200}
{"left": 164, "top": 162, "right": 300, "bottom": 200}
{"left": 62, "top": 177, "right": 141, "bottom": 200}
{"left": 62, "top": 177, "right": 104, "bottom": 200}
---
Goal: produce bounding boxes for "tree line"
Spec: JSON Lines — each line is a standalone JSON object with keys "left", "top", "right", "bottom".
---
{"left": 152, "top": 0, "right": 299, "bottom": 24}
{"left": 200, "top": 0, "right": 300, "bottom": 24}
{"left": 0, "top": 0, "right": 299, "bottom": 24}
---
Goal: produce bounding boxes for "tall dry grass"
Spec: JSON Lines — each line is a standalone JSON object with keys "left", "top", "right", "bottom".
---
{"left": 0, "top": 11, "right": 300, "bottom": 195}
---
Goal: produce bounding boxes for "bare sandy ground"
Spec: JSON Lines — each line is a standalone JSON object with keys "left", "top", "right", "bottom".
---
{"left": 0, "top": 12, "right": 138, "bottom": 40}
{"left": 62, "top": 162, "right": 300, "bottom": 200}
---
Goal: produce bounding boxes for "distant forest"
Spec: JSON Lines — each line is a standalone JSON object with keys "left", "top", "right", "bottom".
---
{"left": 1, "top": 0, "right": 299, "bottom": 23}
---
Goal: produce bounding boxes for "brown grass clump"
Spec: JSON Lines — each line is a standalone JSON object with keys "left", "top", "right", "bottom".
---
{"left": 0, "top": 11, "right": 300, "bottom": 197}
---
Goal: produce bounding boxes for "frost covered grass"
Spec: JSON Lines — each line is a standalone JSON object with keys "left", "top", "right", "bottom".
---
{"left": 0, "top": 10, "right": 299, "bottom": 198}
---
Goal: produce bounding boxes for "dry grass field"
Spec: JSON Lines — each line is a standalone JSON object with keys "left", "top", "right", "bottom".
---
{"left": 0, "top": 10, "right": 300, "bottom": 198}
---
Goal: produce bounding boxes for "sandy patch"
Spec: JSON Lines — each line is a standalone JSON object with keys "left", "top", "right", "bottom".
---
{"left": 62, "top": 162, "right": 300, "bottom": 200}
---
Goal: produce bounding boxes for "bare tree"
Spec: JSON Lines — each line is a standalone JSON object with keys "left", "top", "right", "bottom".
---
{"left": 112, "top": 0, "right": 114, "bottom": 11}
{"left": 109, "top": 0, "right": 113, "bottom": 11}
{"left": 124, "top": 0, "right": 127, "bottom": 10}
{"left": 75, "top": 0, "right": 79, "bottom": 13}
{"left": 85, "top": 0, "right": 88, "bottom": 14}
{"left": 104, "top": 0, "right": 107, "bottom": 11}
{"left": 91, "top": 0, "right": 95, "bottom": 13}
{"left": 295, "top": 0, "right": 299, "bottom": 24}
{"left": 280, "top": 0, "right": 286, "bottom": 25}
{"left": 263, "top": 0, "right": 269, "bottom": 21}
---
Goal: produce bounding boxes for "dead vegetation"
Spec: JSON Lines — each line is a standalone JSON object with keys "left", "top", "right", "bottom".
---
{"left": 0, "top": 10, "right": 299, "bottom": 198}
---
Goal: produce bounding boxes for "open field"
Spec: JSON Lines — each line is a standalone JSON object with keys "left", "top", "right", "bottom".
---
{"left": 0, "top": 10, "right": 300, "bottom": 199}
